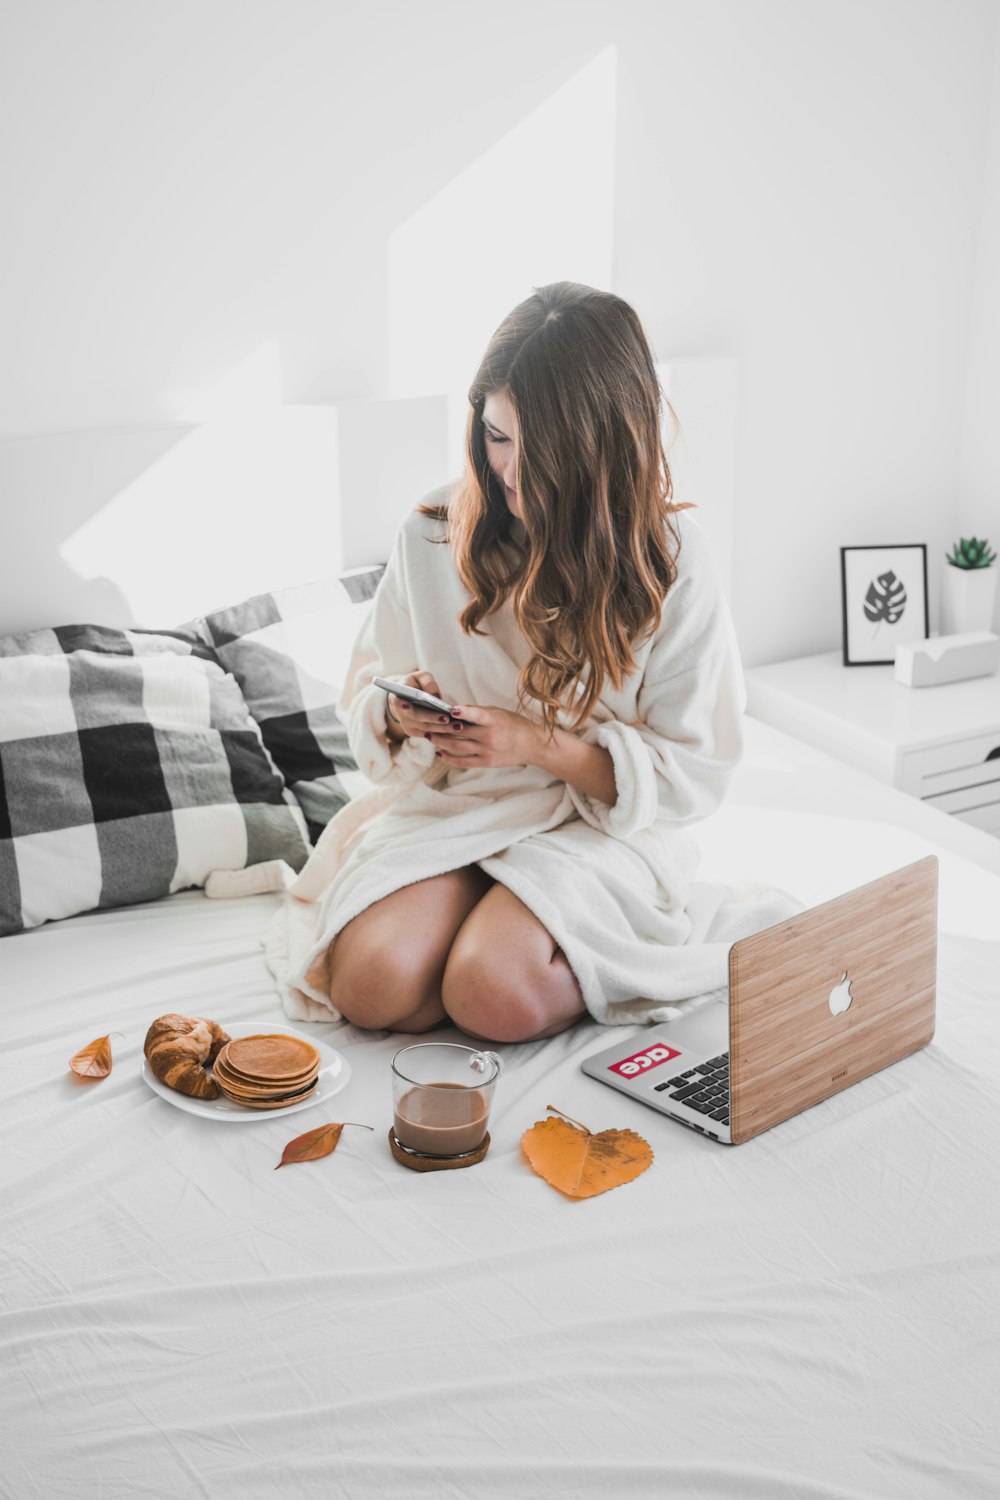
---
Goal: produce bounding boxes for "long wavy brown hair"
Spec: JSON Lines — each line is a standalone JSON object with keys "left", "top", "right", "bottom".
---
{"left": 418, "top": 281, "right": 686, "bottom": 734}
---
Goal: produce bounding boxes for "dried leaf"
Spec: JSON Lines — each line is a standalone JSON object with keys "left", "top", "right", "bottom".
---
{"left": 275, "top": 1121, "right": 373, "bottom": 1170}
{"left": 69, "top": 1033, "right": 120, "bottom": 1080}
{"left": 521, "top": 1105, "right": 653, "bottom": 1199}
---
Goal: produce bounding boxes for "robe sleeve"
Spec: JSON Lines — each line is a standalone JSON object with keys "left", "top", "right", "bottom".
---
{"left": 564, "top": 524, "right": 745, "bottom": 840}
{"left": 338, "top": 546, "right": 438, "bottom": 787}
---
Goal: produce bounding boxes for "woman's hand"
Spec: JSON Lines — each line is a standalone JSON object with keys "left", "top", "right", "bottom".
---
{"left": 423, "top": 702, "right": 544, "bottom": 769}
{"left": 427, "top": 700, "right": 619, "bottom": 805}
{"left": 385, "top": 671, "right": 455, "bottom": 744}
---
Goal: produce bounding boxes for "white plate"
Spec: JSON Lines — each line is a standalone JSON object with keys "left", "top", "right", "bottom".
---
{"left": 141, "top": 1021, "right": 351, "bottom": 1122}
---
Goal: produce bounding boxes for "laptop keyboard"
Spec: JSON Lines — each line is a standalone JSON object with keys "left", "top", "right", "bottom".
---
{"left": 653, "top": 1054, "right": 730, "bottom": 1125}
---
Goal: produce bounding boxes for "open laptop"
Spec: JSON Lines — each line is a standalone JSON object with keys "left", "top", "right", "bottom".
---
{"left": 582, "top": 857, "right": 938, "bottom": 1145}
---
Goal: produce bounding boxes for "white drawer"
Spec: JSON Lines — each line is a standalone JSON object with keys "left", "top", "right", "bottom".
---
{"left": 951, "top": 802, "right": 1000, "bottom": 835}
{"left": 899, "top": 730, "right": 1000, "bottom": 799}
{"left": 924, "top": 781, "right": 1000, "bottom": 816}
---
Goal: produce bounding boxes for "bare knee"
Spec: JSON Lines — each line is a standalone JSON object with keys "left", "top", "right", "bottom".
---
{"left": 441, "top": 950, "right": 561, "bottom": 1043}
{"left": 440, "top": 886, "right": 586, "bottom": 1043}
{"left": 328, "top": 932, "right": 437, "bottom": 1031}
{"left": 323, "top": 869, "right": 496, "bottom": 1031}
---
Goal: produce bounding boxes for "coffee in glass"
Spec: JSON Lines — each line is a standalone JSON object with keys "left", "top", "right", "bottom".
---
{"left": 390, "top": 1043, "right": 502, "bottom": 1161}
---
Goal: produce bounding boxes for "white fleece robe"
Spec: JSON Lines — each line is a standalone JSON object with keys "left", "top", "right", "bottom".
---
{"left": 264, "top": 492, "right": 798, "bottom": 1025}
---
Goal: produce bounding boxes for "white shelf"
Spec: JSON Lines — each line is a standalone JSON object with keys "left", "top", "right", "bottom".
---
{"left": 745, "top": 652, "right": 1000, "bottom": 833}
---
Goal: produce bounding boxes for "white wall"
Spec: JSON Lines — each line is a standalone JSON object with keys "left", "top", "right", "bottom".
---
{"left": 959, "top": 6, "right": 1000, "bottom": 617}
{"left": 1, "top": 0, "right": 997, "bottom": 660}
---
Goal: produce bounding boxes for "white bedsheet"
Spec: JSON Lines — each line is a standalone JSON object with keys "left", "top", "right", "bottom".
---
{"left": 3, "top": 718, "right": 999, "bottom": 1500}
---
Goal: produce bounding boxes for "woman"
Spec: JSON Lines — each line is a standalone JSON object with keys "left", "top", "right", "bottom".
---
{"left": 288, "top": 281, "right": 745, "bottom": 1042}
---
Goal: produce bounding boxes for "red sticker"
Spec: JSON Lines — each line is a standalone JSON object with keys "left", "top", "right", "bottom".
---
{"left": 609, "top": 1042, "right": 682, "bottom": 1079}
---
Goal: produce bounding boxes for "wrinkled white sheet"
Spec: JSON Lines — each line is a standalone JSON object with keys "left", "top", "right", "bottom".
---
{"left": 2, "top": 718, "right": 999, "bottom": 1500}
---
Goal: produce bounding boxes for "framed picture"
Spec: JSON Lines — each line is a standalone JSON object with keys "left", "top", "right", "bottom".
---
{"left": 840, "top": 544, "right": 929, "bottom": 666}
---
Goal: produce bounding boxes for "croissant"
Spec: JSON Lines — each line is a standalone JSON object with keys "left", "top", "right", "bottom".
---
{"left": 144, "top": 1013, "right": 231, "bottom": 1099}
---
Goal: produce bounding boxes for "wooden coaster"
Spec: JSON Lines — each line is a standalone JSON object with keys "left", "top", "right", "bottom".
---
{"left": 388, "top": 1128, "right": 491, "bottom": 1172}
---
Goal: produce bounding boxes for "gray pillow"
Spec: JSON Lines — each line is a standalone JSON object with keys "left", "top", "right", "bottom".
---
{"left": 0, "top": 624, "right": 311, "bottom": 937}
{"left": 180, "top": 568, "right": 385, "bottom": 841}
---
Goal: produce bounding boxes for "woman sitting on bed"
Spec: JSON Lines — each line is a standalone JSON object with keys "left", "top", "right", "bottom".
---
{"left": 294, "top": 280, "right": 745, "bottom": 1042}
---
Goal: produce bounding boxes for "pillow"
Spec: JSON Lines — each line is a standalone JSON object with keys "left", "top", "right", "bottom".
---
{"left": 180, "top": 569, "right": 385, "bottom": 841}
{"left": 0, "top": 625, "right": 311, "bottom": 938}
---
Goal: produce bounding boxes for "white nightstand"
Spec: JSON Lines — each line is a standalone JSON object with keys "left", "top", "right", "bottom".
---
{"left": 745, "top": 651, "right": 1000, "bottom": 838}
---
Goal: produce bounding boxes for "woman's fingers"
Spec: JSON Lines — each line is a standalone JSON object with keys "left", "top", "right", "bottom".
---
{"left": 411, "top": 670, "right": 443, "bottom": 697}
{"left": 388, "top": 692, "right": 419, "bottom": 724}
{"left": 425, "top": 707, "right": 487, "bottom": 750}
{"left": 436, "top": 735, "right": 478, "bottom": 753}
{"left": 429, "top": 704, "right": 539, "bottom": 770}
{"left": 389, "top": 671, "right": 451, "bottom": 736}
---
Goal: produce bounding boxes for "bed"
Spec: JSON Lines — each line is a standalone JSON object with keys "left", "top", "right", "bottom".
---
{"left": 4, "top": 708, "right": 1000, "bottom": 1500}
{"left": 4, "top": 374, "right": 1000, "bottom": 1497}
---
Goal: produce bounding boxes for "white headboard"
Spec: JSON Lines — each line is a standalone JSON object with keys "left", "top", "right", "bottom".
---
{"left": 0, "top": 361, "right": 738, "bottom": 635}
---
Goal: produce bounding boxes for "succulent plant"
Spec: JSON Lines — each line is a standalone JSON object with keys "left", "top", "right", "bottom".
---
{"left": 946, "top": 536, "right": 997, "bottom": 569}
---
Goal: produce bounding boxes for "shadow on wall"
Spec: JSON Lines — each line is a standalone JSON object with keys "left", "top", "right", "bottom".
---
{"left": 0, "top": 366, "right": 737, "bottom": 637}
{"left": 0, "top": 425, "right": 191, "bottom": 635}
{"left": 0, "top": 44, "right": 734, "bottom": 639}
{"left": 1, "top": 46, "right": 620, "bottom": 640}
{"left": 0, "top": 334, "right": 458, "bottom": 636}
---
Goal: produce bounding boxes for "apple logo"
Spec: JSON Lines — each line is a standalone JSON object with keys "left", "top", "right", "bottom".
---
{"left": 828, "top": 971, "right": 854, "bottom": 1017}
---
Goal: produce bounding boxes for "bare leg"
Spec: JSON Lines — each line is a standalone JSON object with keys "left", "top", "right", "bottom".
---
{"left": 319, "top": 866, "right": 495, "bottom": 1032}
{"left": 441, "top": 884, "right": 588, "bottom": 1044}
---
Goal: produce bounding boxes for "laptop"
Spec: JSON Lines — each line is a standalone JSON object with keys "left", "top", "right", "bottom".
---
{"left": 582, "top": 857, "right": 938, "bottom": 1145}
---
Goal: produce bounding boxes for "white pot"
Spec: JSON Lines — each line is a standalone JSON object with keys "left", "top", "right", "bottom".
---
{"left": 940, "top": 564, "right": 998, "bottom": 635}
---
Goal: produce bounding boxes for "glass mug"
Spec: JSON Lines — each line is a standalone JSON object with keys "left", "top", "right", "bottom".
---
{"left": 391, "top": 1043, "right": 503, "bottom": 1160}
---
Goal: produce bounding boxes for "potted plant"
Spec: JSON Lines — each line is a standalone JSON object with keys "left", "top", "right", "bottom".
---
{"left": 941, "top": 536, "right": 997, "bottom": 635}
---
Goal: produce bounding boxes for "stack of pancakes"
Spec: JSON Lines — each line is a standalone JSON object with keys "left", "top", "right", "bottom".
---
{"left": 213, "top": 1033, "right": 321, "bottom": 1109}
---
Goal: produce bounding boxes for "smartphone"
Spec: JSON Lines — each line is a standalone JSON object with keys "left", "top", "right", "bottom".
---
{"left": 372, "top": 677, "right": 468, "bottom": 725}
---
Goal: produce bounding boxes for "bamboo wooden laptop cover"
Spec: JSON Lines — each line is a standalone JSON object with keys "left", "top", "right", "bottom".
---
{"left": 583, "top": 857, "right": 938, "bottom": 1144}
{"left": 729, "top": 855, "right": 938, "bottom": 1144}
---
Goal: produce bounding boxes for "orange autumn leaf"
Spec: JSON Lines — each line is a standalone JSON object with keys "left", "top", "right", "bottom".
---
{"left": 521, "top": 1105, "right": 653, "bottom": 1199}
{"left": 275, "top": 1121, "right": 373, "bottom": 1170}
{"left": 69, "top": 1033, "right": 121, "bottom": 1080}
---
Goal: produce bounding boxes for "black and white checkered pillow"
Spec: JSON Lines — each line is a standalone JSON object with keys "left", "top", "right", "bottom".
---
{"left": 181, "top": 569, "right": 385, "bottom": 841}
{"left": 0, "top": 625, "right": 311, "bottom": 938}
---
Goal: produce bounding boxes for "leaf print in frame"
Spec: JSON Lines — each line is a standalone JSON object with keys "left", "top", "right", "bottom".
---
{"left": 840, "top": 544, "right": 929, "bottom": 665}
{"left": 863, "top": 570, "right": 907, "bottom": 636}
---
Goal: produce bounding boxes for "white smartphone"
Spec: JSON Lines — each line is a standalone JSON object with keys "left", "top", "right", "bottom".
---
{"left": 372, "top": 677, "right": 468, "bottom": 724}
